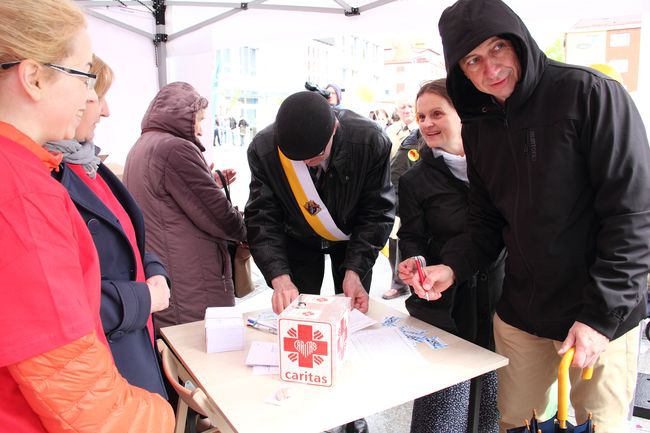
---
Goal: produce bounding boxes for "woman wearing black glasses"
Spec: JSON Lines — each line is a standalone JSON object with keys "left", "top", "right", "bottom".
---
{"left": 0, "top": 1, "right": 173, "bottom": 432}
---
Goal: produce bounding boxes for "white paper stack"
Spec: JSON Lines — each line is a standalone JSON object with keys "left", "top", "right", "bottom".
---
{"left": 205, "top": 307, "right": 245, "bottom": 353}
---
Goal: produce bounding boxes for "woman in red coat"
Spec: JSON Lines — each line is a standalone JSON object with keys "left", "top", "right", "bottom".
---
{"left": 0, "top": 1, "right": 173, "bottom": 431}
{"left": 47, "top": 55, "right": 171, "bottom": 397}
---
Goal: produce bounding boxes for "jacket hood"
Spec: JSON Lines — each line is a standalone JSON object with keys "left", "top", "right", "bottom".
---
{"left": 140, "top": 81, "right": 208, "bottom": 149}
{"left": 438, "top": 0, "right": 548, "bottom": 117}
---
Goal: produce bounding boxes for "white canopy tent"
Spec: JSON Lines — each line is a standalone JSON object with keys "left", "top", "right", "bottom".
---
{"left": 76, "top": 0, "right": 650, "bottom": 164}
{"left": 79, "top": 0, "right": 406, "bottom": 88}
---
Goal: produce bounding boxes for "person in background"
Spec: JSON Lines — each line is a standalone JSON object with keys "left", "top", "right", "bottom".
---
{"left": 326, "top": 83, "right": 343, "bottom": 108}
{"left": 0, "top": 0, "right": 174, "bottom": 431}
{"left": 228, "top": 115, "right": 237, "bottom": 145}
{"left": 398, "top": 79, "right": 504, "bottom": 433}
{"left": 218, "top": 114, "right": 228, "bottom": 146}
{"left": 46, "top": 55, "right": 170, "bottom": 398}
{"left": 385, "top": 92, "right": 418, "bottom": 158}
{"left": 238, "top": 116, "right": 249, "bottom": 147}
{"left": 213, "top": 116, "right": 221, "bottom": 146}
{"left": 369, "top": 108, "right": 391, "bottom": 132}
{"left": 401, "top": 0, "right": 650, "bottom": 431}
{"left": 124, "top": 82, "right": 246, "bottom": 335}
{"left": 381, "top": 92, "right": 419, "bottom": 301}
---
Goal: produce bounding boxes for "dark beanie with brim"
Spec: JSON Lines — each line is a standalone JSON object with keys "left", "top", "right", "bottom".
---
{"left": 275, "top": 91, "right": 336, "bottom": 160}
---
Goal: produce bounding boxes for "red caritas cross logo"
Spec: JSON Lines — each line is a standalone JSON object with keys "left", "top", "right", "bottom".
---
{"left": 283, "top": 324, "right": 328, "bottom": 368}
{"left": 337, "top": 316, "right": 347, "bottom": 356}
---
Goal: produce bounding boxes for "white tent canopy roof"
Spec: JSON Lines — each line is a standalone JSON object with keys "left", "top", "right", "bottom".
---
{"left": 79, "top": 0, "right": 649, "bottom": 86}
{"left": 78, "top": 0, "right": 406, "bottom": 86}
{"left": 76, "top": 0, "right": 650, "bottom": 165}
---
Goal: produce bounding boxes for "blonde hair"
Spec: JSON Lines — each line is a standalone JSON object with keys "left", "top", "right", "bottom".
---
{"left": 91, "top": 54, "right": 114, "bottom": 99}
{"left": 0, "top": 0, "right": 86, "bottom": 66}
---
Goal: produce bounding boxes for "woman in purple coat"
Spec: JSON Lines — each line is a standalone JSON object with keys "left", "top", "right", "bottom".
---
{"left": 124, "top": 82, "right": 247, "bottom": 334}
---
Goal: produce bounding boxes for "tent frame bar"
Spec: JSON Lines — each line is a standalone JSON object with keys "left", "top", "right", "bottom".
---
{"left": 76, "top": 0, "right": 398, "bottom": 87}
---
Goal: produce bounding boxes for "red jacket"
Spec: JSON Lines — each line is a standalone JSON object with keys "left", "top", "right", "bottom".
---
{"left": 0, "top": 123, "right": 173, "bottom": 433}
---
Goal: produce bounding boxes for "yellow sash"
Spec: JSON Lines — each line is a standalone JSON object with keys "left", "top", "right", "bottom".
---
{"left": 278, "top": 148, "right": 350, "bottom": 241}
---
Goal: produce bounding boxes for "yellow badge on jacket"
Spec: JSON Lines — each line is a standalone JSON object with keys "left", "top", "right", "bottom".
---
{"left": 407, "top": 149, "right": 420, "bottom": 162}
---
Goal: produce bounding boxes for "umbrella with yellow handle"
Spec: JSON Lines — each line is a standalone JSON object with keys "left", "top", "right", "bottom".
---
{"left": 507, "top": 347, "right": 595, "bottom": 433}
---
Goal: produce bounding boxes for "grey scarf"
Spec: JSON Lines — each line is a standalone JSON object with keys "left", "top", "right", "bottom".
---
{"left": 45, "top": 139, "right": 101, "bottom": 178}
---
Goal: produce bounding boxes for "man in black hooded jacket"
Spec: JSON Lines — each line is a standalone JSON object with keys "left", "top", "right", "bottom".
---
{"left": 399, "top": 0, "right": 650, "bottom": 431}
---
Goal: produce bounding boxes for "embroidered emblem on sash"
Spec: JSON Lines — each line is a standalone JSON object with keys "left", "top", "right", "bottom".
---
{"left": 304, "top": 200, "right": 321, "bottom": 215}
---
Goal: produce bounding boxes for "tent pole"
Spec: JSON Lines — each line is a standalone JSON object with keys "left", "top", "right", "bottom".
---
{"left": 153, "top": 0, "right": 168, "bottom": 88}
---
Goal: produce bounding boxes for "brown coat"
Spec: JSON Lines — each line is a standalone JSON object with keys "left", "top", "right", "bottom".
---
{"left": 123, "top": 82, "right": 246, "bottom": 332}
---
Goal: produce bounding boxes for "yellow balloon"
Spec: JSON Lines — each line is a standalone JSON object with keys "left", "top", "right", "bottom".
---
{"left": 589, "top": 63, "right": 623, "bottom": 83}
{"left": 356, "top": 84, "right": 376, "bottom": 103}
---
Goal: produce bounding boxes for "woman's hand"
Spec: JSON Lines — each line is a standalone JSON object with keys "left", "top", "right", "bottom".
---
{"left": 146, "top": 275, "right": 170, "bottom": 313}
{"left": 213, "top": 168, "right": 237, "bottom": 187}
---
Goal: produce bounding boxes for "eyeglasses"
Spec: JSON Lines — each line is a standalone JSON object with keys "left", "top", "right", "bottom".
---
{"left": 0, "top": 60, "right": 97, "bottom": 91}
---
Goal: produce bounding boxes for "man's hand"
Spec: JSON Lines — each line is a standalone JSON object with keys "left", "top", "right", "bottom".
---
{"left": 213, "top": 168, "right": 237, "bottom": 188}
{"left": 146, "top": 275, "right": 170, "bottom": 313}
{"left": 271, "top": 274, "right": 300, "bottom": 314}
{"left": 342, "top": 270, "right": 368, "bottom": 313}
{"left": 558, "top": 321, "right": 610, "bottom": 368}
{"left": 398, "top": 258, "right": 454, "bottom": 301}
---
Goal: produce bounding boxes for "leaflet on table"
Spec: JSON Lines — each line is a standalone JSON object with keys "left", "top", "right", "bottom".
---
{"left": 348, "top": 308, "right": 377, "bottom": 333}
{"left": 245, "top": 341, "right": 279, "bottom": 366}
{"left": 247, "top": 309, "right": 279, "bottom": 332}
{"left": 348, "top": 327, "right": 426, "bottom": 367}
{"left": 247, "top": 301, "right": 375, "bottom": 334}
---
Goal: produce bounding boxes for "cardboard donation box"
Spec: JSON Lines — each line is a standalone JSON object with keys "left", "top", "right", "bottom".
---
{"left": 278, "top": 294, "right": 351, "bottom": 387}
{"left": 205, "top": 307, "right": 244, "bottom": 353}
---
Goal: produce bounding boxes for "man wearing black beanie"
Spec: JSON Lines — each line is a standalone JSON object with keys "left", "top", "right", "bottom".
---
{"left": 245, "top": 91, "right": 395, "bottom": 320}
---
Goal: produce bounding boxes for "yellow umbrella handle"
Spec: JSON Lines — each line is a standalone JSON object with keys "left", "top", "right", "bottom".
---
{"left": 558, "top": 347, "right": 594, "bottom": 428}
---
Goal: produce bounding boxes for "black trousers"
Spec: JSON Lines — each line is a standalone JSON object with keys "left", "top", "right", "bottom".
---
{"left": 285, "top": 237, "right": 372, "bottom": 294}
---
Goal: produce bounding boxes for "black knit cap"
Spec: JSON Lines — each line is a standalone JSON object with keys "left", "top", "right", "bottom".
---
{"left": 275, "top": 91, "right": 336, "bottom": 160}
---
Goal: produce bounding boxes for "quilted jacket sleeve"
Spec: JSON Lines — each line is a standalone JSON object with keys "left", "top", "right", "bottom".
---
{"left": 163, "top": 141, "right": 246, "bottom": 242}
{"left": 8, "top": 332, "right": 174, "bottom": 433}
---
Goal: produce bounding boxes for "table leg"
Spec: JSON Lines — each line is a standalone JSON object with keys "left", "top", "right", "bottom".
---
{"left": 467, "top": 376, "right": 482, "bottom": 433}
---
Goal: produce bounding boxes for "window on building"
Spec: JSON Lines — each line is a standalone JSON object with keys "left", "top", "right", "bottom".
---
{"left": 609, "top": 32, "right": 631, "bottom": 48}
{"left": 216, "top": 48, "right": 232, "bottom": 74}
{"left": 239, "top": 47, "right": 257, "bottom": 76}
{"left": 609, "top": 59, "right": 629, "bottom": 73}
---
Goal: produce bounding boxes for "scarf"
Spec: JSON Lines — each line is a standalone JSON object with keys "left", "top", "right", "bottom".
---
{"left": 432, "top": 147, "right": 468, "bottom": 184}
{"left": 45, "top": 139, "right": 101, "bottom": 178}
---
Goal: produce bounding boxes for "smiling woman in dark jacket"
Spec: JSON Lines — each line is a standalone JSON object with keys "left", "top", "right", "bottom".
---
{"left": 398, "top": 79, "right": 504, "bottom": 433}
{"left": 47, "top": 55, "right": 170, "bottom": 398}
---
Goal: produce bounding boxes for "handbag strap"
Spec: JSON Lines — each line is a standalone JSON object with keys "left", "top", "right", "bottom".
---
{"left": 214, "top": 169, "right": 231, "bottom": 203}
